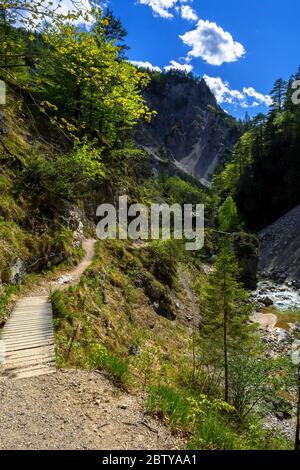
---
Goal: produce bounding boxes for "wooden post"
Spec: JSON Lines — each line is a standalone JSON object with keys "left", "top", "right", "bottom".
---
{"left": 66, "top": 321, "right": 82, "bottom": 363}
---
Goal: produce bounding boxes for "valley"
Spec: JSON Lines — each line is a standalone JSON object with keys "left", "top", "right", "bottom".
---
{"left": 0, "top": 0, "right": 300, "bottom": 453}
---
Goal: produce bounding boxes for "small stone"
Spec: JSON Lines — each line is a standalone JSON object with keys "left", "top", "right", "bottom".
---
{"left": 118, "top": 404, "right": 128, "bottom": 410}
{"left": 128, "top": 345, "right": 140, "bottom": 356}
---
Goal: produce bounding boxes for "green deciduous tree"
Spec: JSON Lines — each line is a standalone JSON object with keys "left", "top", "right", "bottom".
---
{"left": 33, "top": 14, "right": 153, "bottom": 145}
{"left": 218, "top": 196, "right": 239, "bottom": 232}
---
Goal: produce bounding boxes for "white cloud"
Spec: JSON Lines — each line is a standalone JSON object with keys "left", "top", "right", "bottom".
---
{"left": 164, "top": 60, "right": 193, "bottom": 73}
{"left": 137, "top": 0, "right": 178, "bottom": 19}
{"left": 180, "top": 19, "right": 245, "bottom": 66}
{"left": 130, "top": 60, "right": 162, "bottom": 72}
{"left": 243, "top": 86, "right": 273, "bottom": 107}
{"left": 181, "top": 5, "right": 198, "bottom": 21}
{"left": 203, "top": 75, "right": 272, "bottom": 109}
{"left": 137, "top": 0, "right": 195, "bottom": 19}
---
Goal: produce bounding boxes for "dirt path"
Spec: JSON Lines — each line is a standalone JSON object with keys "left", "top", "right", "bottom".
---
{"left": 0, "top": 240, "right": 97, "bottom": 379}
{"left": 251, "top": 311, "right": 278, "bottom": 329}
{"left": 0, "top": 369, "right": 182, "bottom": 450}
{"left": 29, "top": 239, "right": 97, "bottom": 296}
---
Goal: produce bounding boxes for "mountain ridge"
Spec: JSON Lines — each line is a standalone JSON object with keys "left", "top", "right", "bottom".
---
{"left": 135, "top": 72, "right": 241, "bottom": 186}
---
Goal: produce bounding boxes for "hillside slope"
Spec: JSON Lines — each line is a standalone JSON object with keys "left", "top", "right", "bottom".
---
{"left": 135, "top": 72, "right": 241, "bottom": 186}
{"left": 259, "top": 204, "right": 300, "bottom": 283}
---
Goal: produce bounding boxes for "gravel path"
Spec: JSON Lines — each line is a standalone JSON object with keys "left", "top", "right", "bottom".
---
{"left": 29, "top": 239, "right": 97, "bottom": 297}
{"left": 0, "top": 369, "right": 182, "bottom": 450}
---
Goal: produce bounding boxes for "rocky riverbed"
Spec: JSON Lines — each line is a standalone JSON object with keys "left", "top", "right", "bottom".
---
{"left": 253, "top": 280, "right": 300, "bottom": 311}
{"left": 250, "top": 279, "right": 300, "bottom": 442}
{"left": 251, "top": 280, "right": 300, "bottom": 355}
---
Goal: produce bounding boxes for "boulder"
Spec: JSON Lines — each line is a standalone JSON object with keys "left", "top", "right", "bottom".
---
{"left": 10, "top": 258, "right": 26, "bottom": 285}
{"left": 261, "top": 296, "right": 274, "bottom": 307}
{"left": 58, "top": 202, "right": 86, "bottom": 248}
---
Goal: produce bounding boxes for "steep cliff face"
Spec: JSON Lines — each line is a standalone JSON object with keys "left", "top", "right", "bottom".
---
{"left": 135, "top": 72, "right": 240, "bottom": 186}
{"left": 259, "top": 205, "right": 300, "bottom": 283}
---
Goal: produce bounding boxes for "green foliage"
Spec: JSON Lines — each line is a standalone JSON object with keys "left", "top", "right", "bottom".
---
{"left": 147, "top": 385, "right": 196, "bottom": 430}
{"left": 33, "top": 15, "right": 153, "bottom": 144}
{"left": 0, "top": 284, "right": 16, "bottom": 321}
{"left": 51, "top": 289, "right": 72, "bottom": 321}
{"left": 147, "top": 385, "right": 245, "bottom": 450}
{"left": 90, "top": 344, "right": 130, "bottom": 387}
{"left": 0, "top": 220, "right": 29, "bottom": 275}
{"left": 24, "top": 140, "right": 105, "bottom": 202}
{"left": 147, "top": 384, "right": 292, "bottom": 450}
{"left": 218, "top": 196, "right": 240, "bottom": 232}
{"left": 163, "top": 177, "right": 205, "bottom": 205}
{"left": 200, "top": 244, "right": 254, "bottom": 401}
{"left": 218, "top": 68, "right": 300, "bottom": 229}
{"left": 145, "top": 240, "right": 182, "bottom": 288}
{"left": 102, "top": 8, "right": 129, "bottom": 58}
{"left": 201, "top": 245, "right": 251, "bottom": 352}
{"left": 188, "top": 413, "right": 242, "bottom": 450}
{"left": 1, "top": 3, "right": 154, "bottom": 207}
{"left": 228, "top": 354, "right": 278, "bottom": 418}
{"left": 0, "top": 3, "right": 296, "bottom": 452}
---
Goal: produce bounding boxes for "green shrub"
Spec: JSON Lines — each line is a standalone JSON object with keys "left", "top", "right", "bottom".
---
{"left": 147, "top": 385, "right": 191, "bottom": 429}
{"left": 0, "top": 284, "right": 17, "bottom": 322}
{"left": 189, "top": 413, "right": 242, "bottom": 450}
{"left": 90, "top": 344, "right": 129, "bottom": 387}
{"left": 51, "top": 290, "right": 71, "bottom": 322}
{"left": 147, "top": 385, "right": 244, "bottom": 450}
{"left": 147, "top": 384, "right": 292, "bottom": 450}
{"left": 145, "top": 240, "right": 181, "bottom": 288}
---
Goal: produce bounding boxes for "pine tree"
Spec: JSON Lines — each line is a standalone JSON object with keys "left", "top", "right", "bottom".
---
{"left": 102, "top": 8, "right": 129, "bottom": 58}
{"left": 269, "top": 78, "right": 287, "bottom": 113}
{"left": 201, "top": 244, "right": 251, "bottom": 402}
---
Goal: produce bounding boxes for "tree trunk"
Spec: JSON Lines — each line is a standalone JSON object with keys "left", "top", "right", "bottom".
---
{"left": 223, "top": 307, "right": 229, "bottom": 402}
{"left": 223, "top": 269, "right": 229, "bottom": 403}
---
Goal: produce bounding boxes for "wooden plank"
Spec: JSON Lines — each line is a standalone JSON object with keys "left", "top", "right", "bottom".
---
{"left": 0, "top": 296, "right": 56, "bottom": 379}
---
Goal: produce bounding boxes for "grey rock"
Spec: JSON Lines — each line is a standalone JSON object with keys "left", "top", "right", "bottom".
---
{"left": 10, "top": 258, "right": 26, "bottom": 285}
{"left": 59, "top": 203, "right": 86, "bottom": 248}
{"left": 259, "top": 205, "right": 300, "bottom": 284}
{"left": 128, "top": 345, "right": 140, "bottom": 356}
{"left": 135, "top": 73, "right": 240, "bottom": 185}
{"left": 261, "top": 296, "right": 274, "bottom": 307}
{"left": 55, "top": 274, "right": 73, "bottom": 286}
{"left": 290, "top": 323, "right": 300, "bottom": 334}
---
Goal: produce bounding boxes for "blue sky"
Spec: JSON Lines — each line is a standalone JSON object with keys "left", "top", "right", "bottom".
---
{"left": 106, "top": 0, "right": 300, "bottom": 118}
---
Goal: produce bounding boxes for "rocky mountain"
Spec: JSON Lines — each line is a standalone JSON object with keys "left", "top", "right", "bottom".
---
{"left": 135, "top": 72, "right": 241, "bottom": 186}
{"left": 259, "top": 204, "right": 300, "bottom": 284}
